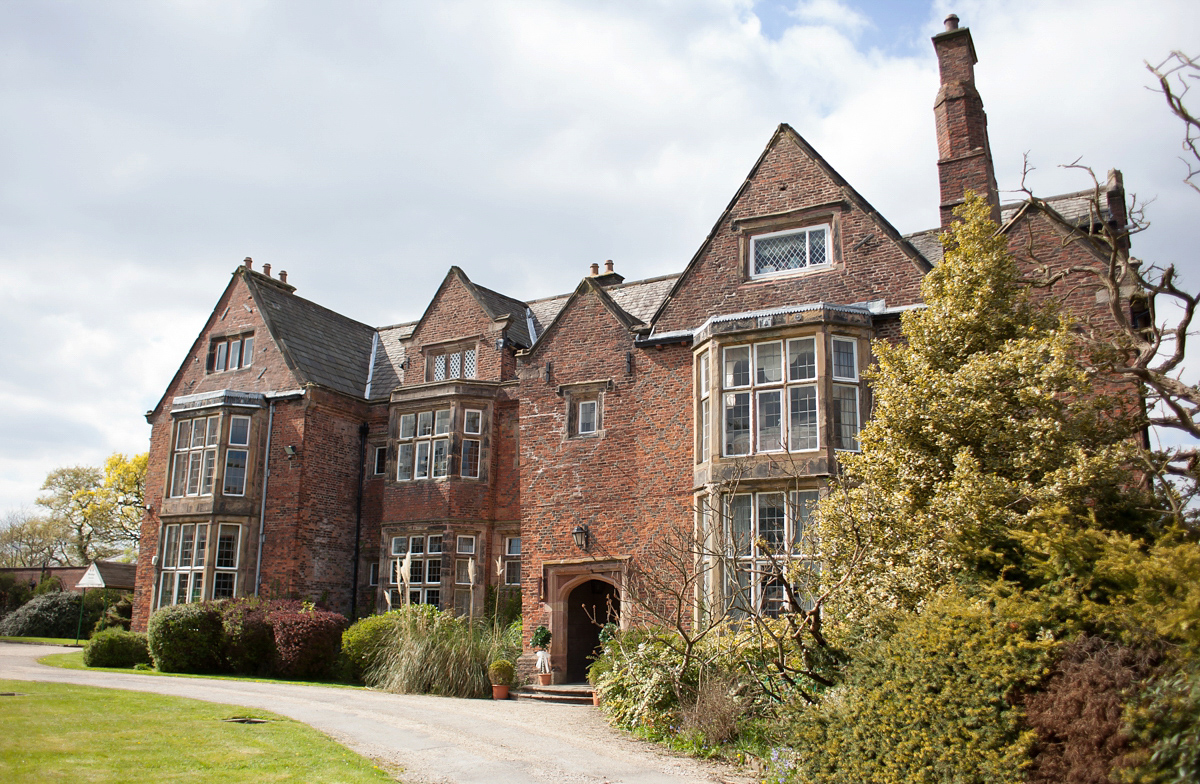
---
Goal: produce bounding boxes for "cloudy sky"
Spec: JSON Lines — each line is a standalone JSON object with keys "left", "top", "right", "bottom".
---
{"left": 1, "top": 0, "right": 1198, "bottom": 514}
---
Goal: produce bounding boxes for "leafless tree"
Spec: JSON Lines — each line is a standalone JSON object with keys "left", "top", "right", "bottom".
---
{"left": 1017, "top": 51, "right": 1200, "bottom": 524}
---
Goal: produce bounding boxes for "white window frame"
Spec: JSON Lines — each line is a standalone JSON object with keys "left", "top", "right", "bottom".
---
{"left": 464, "top": 409, "right": 482, "bottom": 435}
{"left": 456, "top": 535, "right": 475, "bottom": 555}
{"left": 504, "top": 537, "right": 521, "bottom": 586}
{"left": 373, "top": 445, "right": 387, "bottom": 475}
{"left": 461, "top": 439, "right": 481, "bottom": 479}
{"left": 721, "top": 338, "right": 828, "bottom": 456}
{"left": 156, "top": 522, "right": 208, "bottom": 608}
{"left": 212, "top": 524, "right": 240, "bottom": 599}
{"left": 578, "top": 400, "right": 598, "bottom": 434}
{"left": 169, "top": 415, "right": 220, "bottom": 498}
{"left": 749, "top": 224, "right": 832, "bottom": 279}
{"left": 832, "top": 384, "right": 861, "bottom": 452}
{"left": 831, "top": 337, "right": 859, "bottom": 382}
{"left": 723, "top": 491, "right": 819, "bottom": 617}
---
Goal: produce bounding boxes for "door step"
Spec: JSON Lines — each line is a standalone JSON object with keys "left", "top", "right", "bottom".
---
{"left": 512, "top": 683, "right": 595, "bottom": 706}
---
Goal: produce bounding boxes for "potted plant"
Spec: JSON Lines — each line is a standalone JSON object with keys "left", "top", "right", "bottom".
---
{"left": 488, "top": 659, "right": 514, "bottom": 700}
{"left": 532, "top": 625, "right": 553, "bottom": 685}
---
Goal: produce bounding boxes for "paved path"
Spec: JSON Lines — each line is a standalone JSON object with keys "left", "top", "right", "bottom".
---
{"left": 0, "top": 643, "right": 754, "bottom": 784}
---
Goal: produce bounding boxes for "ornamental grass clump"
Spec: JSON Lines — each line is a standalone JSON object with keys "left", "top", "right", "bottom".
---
{"left": 366, "top": 604, "right": 519, "bottom": 698}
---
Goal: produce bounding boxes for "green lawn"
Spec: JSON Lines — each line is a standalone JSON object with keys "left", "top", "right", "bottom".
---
{"left": 37, "top": 651, "right": 361, "bottom": 689}
{"left": 0, "top": 636, "right": 82, "bottom": 647}
{"left": 0, "top": 680, "right": 400, "bottom": 783}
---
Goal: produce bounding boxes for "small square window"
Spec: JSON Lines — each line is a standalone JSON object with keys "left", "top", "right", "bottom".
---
{"left": 373, "top": 445, "right": 387, "bottom": 475}
{"left": 410, "top": 536, "right": 425, "bottom": 555}
{"left": 464, "top": 410, "right": 482, "bottom": 435}
{"left": 506, "top": 537, "right": 521, "bottom": 556}
{"left": 456, "top": 535, "right": 475, "bottom": 555}
{"left": 428, "top": 535, "right": 443, "bottom": 554}
{"left": 455, "top": 559, "right": 473, "bottom": 584}
{"left": 391, "top": 536, "right": 408, "bottom": 556}
{"left": 399, "top": 414, "right": 415, "bottom": 440}
{"left": 434, "top": 409, "right": 451, "bottom": 435}
{"left": 417, "top": 412, "right": 433, "bottom": 437}
{"left": 432, "top": 439, "right": 449, "bottom": 478}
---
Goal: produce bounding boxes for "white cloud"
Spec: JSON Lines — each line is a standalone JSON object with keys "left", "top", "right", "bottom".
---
{"left": 0, "top": 0, "right": 1197, "bottom": 510}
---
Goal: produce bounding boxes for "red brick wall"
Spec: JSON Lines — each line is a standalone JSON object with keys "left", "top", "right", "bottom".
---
{"left": 655, "top": 131, "right": 927, "bottom": 333}
{"left": 133, "top": 270, "right": 303, "bottom": 630}
{"left": 517, "top": 287, "right": 693, "bottom": 665}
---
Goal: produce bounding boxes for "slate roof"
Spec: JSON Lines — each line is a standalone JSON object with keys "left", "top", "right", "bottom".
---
{"left": 902, "top": 190, "right": 1113, "bottom": 266}
{"left": 247, "top": 273, "right": 378, "bottom": 399}
{"left": 89, "top": 560, "right": 137, "bottom": 590}
{"left": 473, "top": 282, "right": 533, "bottom": 348}
{"left": 240, "top": 269, "right": 678, "bottom": 399}
{"left": 369, "top": 322, "right": 416, "bottom": 400}
{"left": 525, "top": 274, "right": 680, "bottom": 341}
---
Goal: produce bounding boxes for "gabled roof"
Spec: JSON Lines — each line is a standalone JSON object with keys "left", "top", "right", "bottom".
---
{"left": 410, "top": 267, "right": 533, "bottom": 349}
{"left": 903, "top": 189, "right": 1116, "bottom": 266}
{"left": 246, "top": 272, "right": 377, "bottom": 399}
{"left": 523, "top": 276, "right": 656, "bottom": 358}
{"left": 525, "top": 273, "right": 679, "bottom": 348}
{"left": 648, "top": 123, "right": 932, "bottom": 331}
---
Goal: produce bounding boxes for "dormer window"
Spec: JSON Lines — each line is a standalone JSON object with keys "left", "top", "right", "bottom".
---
{"left": 750, "top": 225, "right": 830, "bottom": 278}
{"left": 427, "top": 345, "right": 477, "bottom": 382}
{"left": 209, "top": 333, "right": 254, "bottom": 373}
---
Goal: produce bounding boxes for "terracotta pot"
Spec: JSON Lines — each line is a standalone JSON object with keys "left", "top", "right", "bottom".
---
{"left": 592, "top": 691, "right": 600, "bottom": 707}
{"left": 537, "top": 672, "right": 553, "bottom": 686}
{"left": 491, "top": 684, "right": 509, "bottom": 700}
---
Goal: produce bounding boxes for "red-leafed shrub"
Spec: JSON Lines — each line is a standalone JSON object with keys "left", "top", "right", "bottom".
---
{"left": 220, "top": 598, "right": 275, "bottom": 676}
{"left": 1024, "top": 634, "right": 1160, "bottom": 784}
{"left": 269, "top": 603, "right": 347, "bottom": 679}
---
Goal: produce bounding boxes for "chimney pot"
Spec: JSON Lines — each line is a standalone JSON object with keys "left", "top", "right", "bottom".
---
{"left": 590, "top": 263, "right": 600, "bottom": 276}
{"left": 944, "top": 14, "right": 959, "bottom": 31}
{"left": 263, "top": 263, "right": 272, "bottom": 277}
{"left": 605, "top": 260, "right": 614, "bottom": 274}
{"left": 279, "top": 270, "right": 288, "bottom": 284}
{"left": 243, "top": 257, "right": 253, "bottom": 269}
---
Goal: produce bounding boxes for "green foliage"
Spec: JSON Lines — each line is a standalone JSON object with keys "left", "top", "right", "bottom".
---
{"left": 83, "top": 628, "right": 151, "bottom": 668}
{"left": 92, "top": 594, "right": 133, "bottom": 633}
{"left": 484, "top": 586, "right": 522, "bottom": 628}
{"left": 34, "top": 575, "right": 63, "bottom": 595}
{"left": 146, "top": 602, "right": 224, "bottom": 673}
{"left": 0, "top": 572, "right": 32, "bottom": 617}
{"left": 777, "top": 589, "right": 1057, "bottom": 784}
{"left": 488, "top": 658, "right": 514, "bottom": 686}
{"left": 369, "top": 605, "right": 520, "bottom": 698}
{"left": 340, "top": 613, "right": 399, "bottom": 683}
{"left": 1122, "top": 660, "right": 1200, "bottom": 784}
{"left": 0, "top": 591, "right": 80, "bottom": 637}
{"left": 816, "top": 192, "right": 1145, "bottom": 632}
{"left": 531, "top": 624, "right": 551, "bottom": 649}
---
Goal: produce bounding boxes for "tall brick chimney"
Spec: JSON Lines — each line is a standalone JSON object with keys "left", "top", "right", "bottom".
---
{"left": 932, "top": 14, "right": 1000, "bottom": 228}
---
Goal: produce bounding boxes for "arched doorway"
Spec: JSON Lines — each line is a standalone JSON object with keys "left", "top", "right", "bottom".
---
{"left": 565, "top": 579, "right": 619, "bottom": 683}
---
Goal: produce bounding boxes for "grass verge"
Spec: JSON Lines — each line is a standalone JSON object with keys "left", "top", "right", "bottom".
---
{"left": 0, "top": 636, "right": 82, "bottom": 647}
{"left": 37, "top": 651, "right": 362, "bottom": 689}
{"left": 0, "top": 679, "right": 398, "bottom": 783}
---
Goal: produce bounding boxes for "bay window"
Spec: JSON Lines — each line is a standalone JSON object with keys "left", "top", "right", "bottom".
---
{"left": 722, "top": 338, "right": 823, "bottom": 456}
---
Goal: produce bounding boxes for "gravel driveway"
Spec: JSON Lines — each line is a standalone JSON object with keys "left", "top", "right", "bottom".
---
{"left": 0, "top": 642, "right": 756, "bottom": 784}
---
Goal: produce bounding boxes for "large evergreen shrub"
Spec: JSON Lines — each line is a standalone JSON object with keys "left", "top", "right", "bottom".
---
{"left": 146, "top": 602, "right": 224, "bottom": 673}
{"left": 0, "top": 591, "right": 81, "bottom": 637}
{"left": 777, "top": 589, "right": 1057, "bottom": 784}
{"left": 83, "top": 628, "right": 151, "bottom": 668}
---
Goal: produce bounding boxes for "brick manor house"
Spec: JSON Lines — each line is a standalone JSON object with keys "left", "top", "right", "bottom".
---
{"left": 132, "top": 18, "right": 1130, "bottom": 681}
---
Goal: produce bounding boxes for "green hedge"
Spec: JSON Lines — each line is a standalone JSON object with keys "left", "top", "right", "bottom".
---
{"left": 83, "top": 629, "right": 151, "bottom": 668}
{"left": 146, "top": 602, "right": 224, "bottom": 673}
